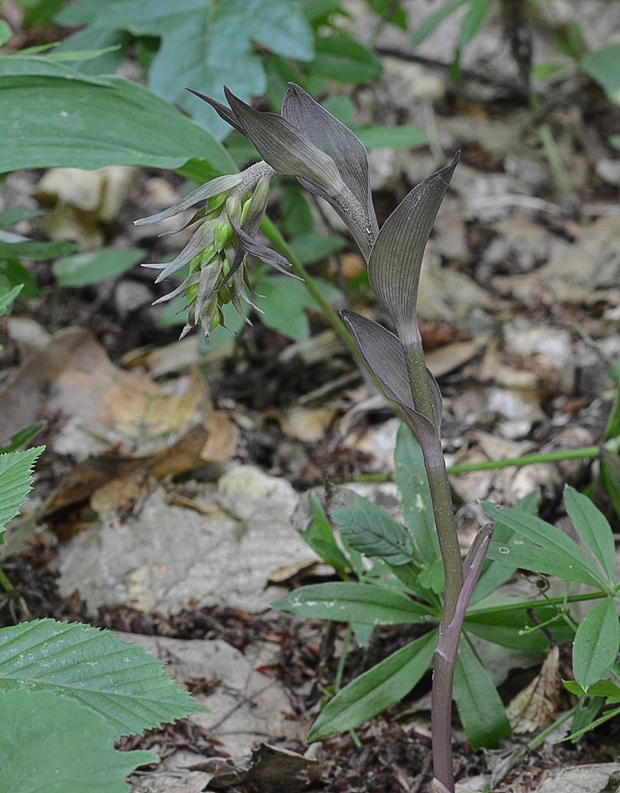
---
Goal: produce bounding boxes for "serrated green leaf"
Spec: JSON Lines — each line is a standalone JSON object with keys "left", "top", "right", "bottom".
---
{"left": 454, "top": 638, "right": 511, "bottom": 749}
{"left": 0, "top": 447, "right": 44, "bottom": 542}
{"left": 308, "top": 630, "right": 437, "bottom": 739}
{"left": 272, "top": 582, "right": 436, "bottom": 625}
{"left": 0, "top": 689, "right": 156, "bottom": 793}
{"left": 564, "top": 485, "right": 615, "bottom": 583}
{"left": 573, "top": 599, "right": 620, "bottom": 691}
{"left": 54, "top": 248, "right": 145, "bottom": 287}
{"left": 0, "top": 619, "right": 202, "bottom": 735}
{"left": 0, "top": 56, "right": 234, "bottom": 176}
{"left": 482, "top": 501, "right": 605, "bottom": 588}
{"left": 394, "top": 423, "right": 439, "bottom": 565}
{"left": 330, "top": 504, "right": 415, "bottom": 566}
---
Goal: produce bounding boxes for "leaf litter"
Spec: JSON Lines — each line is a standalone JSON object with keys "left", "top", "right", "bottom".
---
{"left": 2, "top": 2, "right": 620, "bottom": 790}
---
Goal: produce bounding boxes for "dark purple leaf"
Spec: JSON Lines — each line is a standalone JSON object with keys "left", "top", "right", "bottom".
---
{"left": 368, "top": 155, "right": 459, "bottom": 344}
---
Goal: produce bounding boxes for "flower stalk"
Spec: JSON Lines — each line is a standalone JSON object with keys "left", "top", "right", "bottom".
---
{"left": 138, "top": 82, "right": 493, "bottom": 792}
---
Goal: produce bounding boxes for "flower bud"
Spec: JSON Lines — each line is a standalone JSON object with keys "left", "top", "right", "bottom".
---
{"left": 225, "top": 195, "right": 242, "bottom": 226}
{"left": 214, "top": 215, "right": 234, "bottom": 252}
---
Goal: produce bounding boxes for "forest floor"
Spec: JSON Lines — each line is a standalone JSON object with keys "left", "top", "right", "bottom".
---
{"left": 2, "top": 1, "right": 620, "bottom": 791}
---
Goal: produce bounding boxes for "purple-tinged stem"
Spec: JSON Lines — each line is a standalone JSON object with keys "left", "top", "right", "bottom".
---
{"left": 402, "top": 339, "right": 469, "bottom": 793}
{"left": 430, "top": 525, "right": 493, "bottom": 793}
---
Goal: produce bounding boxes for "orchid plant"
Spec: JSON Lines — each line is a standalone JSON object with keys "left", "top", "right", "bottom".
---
{"left": 136, "top": 83, "right": 488, "bottom": 793}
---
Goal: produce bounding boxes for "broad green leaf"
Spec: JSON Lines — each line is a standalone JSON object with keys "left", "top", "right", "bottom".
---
{"left": 253, "top": 275, "right": 341, "bottom": 342}
{"left": 482, "top": 501, "right": 606, "bottom": 588}
{"left": 0, "top": 56, "right": 234, "bottom": 176}
{"left": 308, "top": 630, "right": 437, "bottom": 739}
{"left": 281, "top": 185, "right": 314, "bottom": 237}
{"left": 0, "top": 209, "right": 43, "bottom": 229}
{"left": 20, "top": 0, "right": 66, "bottom": 27}
{"left": 465, "top": 603, "right": 574, "bottom": 650}
{"left": 582, "top": 44, "right": 620, "bottom": 104}
{"left": 0, "top": 689, "right": 156, "bottom": 793}
{"left": 394, "top": 423, "right": 439, "bottom": 565}
{"left": 310, "top": 34, "right": 383, "bottom": 83}
{"left": 0, "top": 619, "right": 201, "bottom": 734}
{"left": 573, "top": 598, "right": 620, "bottom": 691}
{"left": 288, "top": 233, "right": 346, "bottom": 265}
{"left": 330, "top": 505, "right": 415, "bottom": 566}
{"left": 60, "top": 0, "right": 314, "bottom": 138}
{"left": 272, "top": 582, "right": 436, "bottom": 625}
{"left": 0, "top": 422, "right": 45, "bottom": 454}
{"left": 355, "top": 125, "right": 430, "bottom": 151}
{"left": 0, "top": 259, "right": 42, "bottom": 299}
{"left": 564, "top": 679, "right": 620, "bottom": 699}
{"left": 454, "top": 638, "right": 511, "bottom": 749}
{"left": 611, "top": 135, "right": 620, "bottom": 150}
{"left": 564, "top": 485, "right": 615, "bottom": 583}
{"left": 470, "top": 490, "right": 540, "bottom": 605}
{"left": 0, "top": 238, "right": 75, "bottom": 261}
{"left": 0, "top": 447, "right": 44, "bottom": 542}
{"left": 299, "top": 493, "right": 351, "bottom": 576}
{"left": 54, "top": 248, "right": 145, "bottom": 287}
{"left": 0, "top": 284, "right": 22, "bottom": 317}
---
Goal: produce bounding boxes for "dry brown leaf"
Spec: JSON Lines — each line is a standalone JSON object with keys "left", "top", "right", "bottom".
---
{"left": 90, "top": 470, "right": 153, "bottom": 520}
{"left": 34, "top": 166, "right": 137, "bottom": 250}
{"left": 42, "top": 424, "right": 237, "bottom": 524}
{"left": 507, "top": 644, "right": 560, "bottom": 734}
{"left": 280, "top": 406, "right": 337, "bottom": 442}
{"left": 426, "top": 336, "right": 487, "bottom": 378}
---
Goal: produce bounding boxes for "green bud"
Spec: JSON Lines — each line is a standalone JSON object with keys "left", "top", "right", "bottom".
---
{"left": 218, "top": 285, "right": 231, "bottom": 305}
{"left": 205, "top": 191, "right": 228, "bottom": 217}
{"left": 215, "top": 215, "right": 234, "bottom": 252}
{"left": 190, "top": 243, "right": 216, "bottom": 273}
{"left": 187, "top": 282, "right": 199, "bottom": 303}
{"left": 225, "top": 195, "right": 242, "bottom": 226}
{"left": 210, "top": 308, "right": 223, "bottom": 332}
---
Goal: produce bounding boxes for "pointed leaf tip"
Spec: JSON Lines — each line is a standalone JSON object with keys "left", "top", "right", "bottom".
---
{"left": 186, "top": 87, "right": 245, "bottom": 135}
{"left": 368, "top": 156, "right": 458, "bottom": 340}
